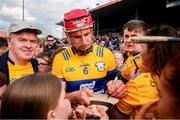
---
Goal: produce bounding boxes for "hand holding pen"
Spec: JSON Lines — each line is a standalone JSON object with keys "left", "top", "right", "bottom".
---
{"left": 106, "top": 74, "right": 127, "bottom": 98}
{"left": 106, "top": 75, "right": 118, "bottom": 97}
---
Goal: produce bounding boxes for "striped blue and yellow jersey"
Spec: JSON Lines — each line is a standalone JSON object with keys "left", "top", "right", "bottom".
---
{"left": 121, "top": 52, "right": 145, "bottom": 80}
{"left": 52, "top": 45, "right": 116, "bottom": 93}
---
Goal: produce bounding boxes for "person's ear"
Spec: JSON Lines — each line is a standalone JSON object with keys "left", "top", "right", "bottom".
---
{"left": 47, "top": 110, "right": 55, "bottom": 120}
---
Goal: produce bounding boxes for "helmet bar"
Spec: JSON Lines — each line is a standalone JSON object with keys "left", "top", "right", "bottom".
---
{"left": 64, "top": 23, "right": 93, "bottom": 33}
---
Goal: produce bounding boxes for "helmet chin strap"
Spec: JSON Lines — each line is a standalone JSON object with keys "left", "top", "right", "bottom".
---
{"left": 72, "top": 45, "right": 93, "bottom": 56}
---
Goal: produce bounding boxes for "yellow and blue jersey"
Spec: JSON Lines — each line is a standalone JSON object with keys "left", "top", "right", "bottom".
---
{"left": 121, "top": 52, "right": 145, "bottom": 80}
{"left": 116, "top": 72, "right": 159, "bottom": 116}
{"left": 52, "top": 45, "right": 116, "bottom": 93}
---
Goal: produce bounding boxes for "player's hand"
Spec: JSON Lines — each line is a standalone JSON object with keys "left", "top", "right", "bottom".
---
{"left": 66, "top": 88, "right": 94, "bottom": 105}
{"left": 107, "top": 80, "right": 126, "bottom": 98}
{"left": 77, "top": 88, "right": 94, "bottom": 105}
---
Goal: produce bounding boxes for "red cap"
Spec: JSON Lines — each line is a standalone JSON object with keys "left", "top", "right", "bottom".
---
{"left": 64, "top": 9, "right": 93, "bottom": 32}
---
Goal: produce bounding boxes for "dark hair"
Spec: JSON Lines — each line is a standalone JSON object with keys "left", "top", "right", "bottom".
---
{"left": 160, "top": 53, "right": 180, "bottom": 105}
{"left": 123, "top": 19, "right": 148, "bottom": 32}
{"left": 35, "top": 52, "right": 52, "bottom": 65}
{"left": 0, "top": 38, "right": 8, "bottom": 47}
{"left": 46, "top": 35, "right": 54, "bottom": 39}
{"left": 1, "top": 73, "right": 62, "bottom": 119}
{"left": 146, "top": 24, "right": 180, "bottom": 75}
{"left": 147, "top": 24, "right": 178, "bottom": 37}
{"left": 0, "top": 72, "right": 9, "bottom": 87}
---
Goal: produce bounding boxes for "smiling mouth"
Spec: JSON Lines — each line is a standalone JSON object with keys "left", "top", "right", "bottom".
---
{"left": 23, "top": 50, "right": 33, "bottom": 53}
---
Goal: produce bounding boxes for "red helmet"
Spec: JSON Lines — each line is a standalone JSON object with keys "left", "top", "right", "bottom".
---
{"left": 64, "top": 9, "right": 93, "bottom": 32}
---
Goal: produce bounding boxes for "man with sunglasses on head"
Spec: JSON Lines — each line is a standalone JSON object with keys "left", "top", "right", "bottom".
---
{"left": 52, "top": 9, "right": 126, "bottom": 105}
{"left": 0, "top": 21, "right": 41, "bottom": 84}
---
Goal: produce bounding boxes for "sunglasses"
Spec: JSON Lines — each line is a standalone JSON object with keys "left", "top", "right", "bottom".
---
{"left": 47, "top": 39, "right": 54, "bottom": 42}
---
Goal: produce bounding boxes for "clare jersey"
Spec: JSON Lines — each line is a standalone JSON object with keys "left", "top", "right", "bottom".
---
{"left": 52, "top": 45, "right": 116, "bottom": 93}
{"left": 8, "top": 61, "right": 34, "bottom": 84}
{"left": 121, "top": 52, "right": 145, "bottom": 80}
{"left": 116, "top": 72, "right": 159, "bottom": 117}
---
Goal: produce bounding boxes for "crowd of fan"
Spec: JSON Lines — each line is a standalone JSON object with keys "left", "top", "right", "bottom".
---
{"left": 0, "top": 8, "right": 180, "bottom": 119}
{"left": 94, "top": 31, "right": 122, "bottom": 51}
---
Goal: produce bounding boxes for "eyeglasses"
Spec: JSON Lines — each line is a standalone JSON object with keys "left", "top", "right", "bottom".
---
{"left": 37, "top": 58, "right": 51, "bottom": 68}
{"left": 38, "top": 63, "right": 50, "bottom": 68}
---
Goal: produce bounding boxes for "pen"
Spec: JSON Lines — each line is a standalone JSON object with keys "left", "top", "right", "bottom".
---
{"left": 106, "top": 75, "right": 119, "bottom": 98}
{"left": 112, "top": 75, "right": 118, "bottom": 86}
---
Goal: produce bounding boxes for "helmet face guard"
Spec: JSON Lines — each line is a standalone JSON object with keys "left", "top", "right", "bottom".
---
{"left": 64, "top": 9, "right": 93, "bottom": 32}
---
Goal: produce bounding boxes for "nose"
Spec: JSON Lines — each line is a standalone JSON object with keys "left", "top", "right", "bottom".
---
{"left": 25, "top": 41, "right": 31, "bottom": 48}
{"left": 126, "top": 37, "right": 132, "bottom": 42}
{"left": 81, "top": 35, "right": 88, "bottom": 45}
